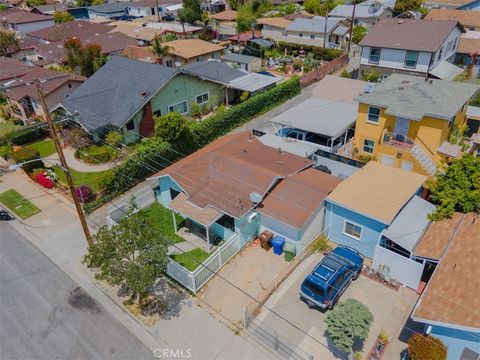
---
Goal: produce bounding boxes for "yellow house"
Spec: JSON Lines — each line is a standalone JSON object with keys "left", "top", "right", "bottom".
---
{"left": 352, "top": 74, "right": 479, "bottom": 176}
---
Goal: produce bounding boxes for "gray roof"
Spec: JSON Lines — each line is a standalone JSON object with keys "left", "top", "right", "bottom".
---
{"left": 180, "top": 60, "right": 245, "bottom": 85}
{"left": 466, "top": 105, "right": 480, "bottom": 119}
{"left": 330, "top": 0, "right": 392, "bottom": 19}
{"left": 86, "top": 3, "right": 127, "bottom": 13}
{"left": 270, "top": 97, "right": 357, "bottom": 137}
{"left": 222, "top": 52, "right": 260, "bottom": 65}
{"left": 286, "top": 17, "right": 341, "bottom": 34}
{"left": 228, "top": 73, "right": 281, "bottom": 93}
{"left": 357, "top": 74, "right": 479, "bottom": 121}
{"left": 381, "top": 196, "right": 435, "bottom": 251}
{"left": 332, "top": 25, "right": 349, "bottom": 36}
{"left": 258, "top": 133, "right": 318, "bottom": 157}
{"left": 428, "top": 60, "right": 464, "bottom": 80}
{"left": 248, "top": 38, "right": 274, "bottom": 48}
{"left": 63, "top": 56, "right": 175, "bottom": 131}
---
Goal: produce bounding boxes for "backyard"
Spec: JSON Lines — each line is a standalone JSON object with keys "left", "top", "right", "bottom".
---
{"left": 136, "top": 202, "right": 185, "bottom": 244}
{"left": 0, "top": 189, "right": 41, "bottom": 219}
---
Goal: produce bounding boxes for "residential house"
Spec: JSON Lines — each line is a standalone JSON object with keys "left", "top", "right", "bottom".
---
{"left": 61, "top": 56, "right": 232, "bottom": 143}
{"left": 455, "top": 37, "right": 480, "bottom": 73}
{"left": 424, "top": 0, "right": 477, "bottom": 9}
{"left": 359, "top": 19, "right": 465, "bottom": 79}
{"left": 142, "top": 21, "right": 203, "bottom": 38}
{"left": 86, "top": 3, "right": 128, "bottom": 19}
{"left": 209, "top": 9, "right": 237, "bottom": 37}
{"left": 221, "top": 52, "right": 262, "bottom": 72}
{"left": 0, "top": 8, "right": 54, "bottom": 34}
{"left": 325, "top": 161, "right": 427, "bottom": 263}
{"left": 148, "top": 131, "right": 340, "bottom": 251}
{"left": 126, "top": 0, "right": 182, "bottom": 18}
{"left": 30, "top": 4, "right": 69, "bottom": 16}
{"left": 27, "top": 20, "right": 113, "bottom": 42}
{"left": 108, "top": 21, "right": 164, "bottom": 44}
{"left": 0, "top": 58, "right": 84, "bottom": 123}
{"left": 161, "top": 39, "right": 224, "bottom": 67}
{"left": 329, "top": 0, "right": 394, "bottom": 28}
{"left": 411, "top": 213, "right": 480, "bottom": 360}
{"left": 257, "top": 17, "right": 292, "bottom": 40}
{"left": 122, "top": 45, "right": 160, "bottom": 63}
{"left": 425, "top": 9, "right": 480, "bottom": 30}
{"left": 351, "top": 74, "right": 479, "bottom": 176}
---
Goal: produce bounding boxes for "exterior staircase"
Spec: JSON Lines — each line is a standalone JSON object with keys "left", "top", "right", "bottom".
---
{"left": 410, "top": 144, "right": 437, "bottom": 176}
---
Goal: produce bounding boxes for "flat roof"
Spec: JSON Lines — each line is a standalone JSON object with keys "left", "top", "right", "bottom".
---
{"left": 327, "top": 161, "right": 427, "bottom": 224}
{"left": 429, "top": 60, "right": 464, "bottom": 80}
{"left": 311, "top": 75, "right": 370, "bottom": 103}
{"left": 227, "top": 73, "right": 281, "bottom": 93}
{"left": 257, "top": 133, "right": 318, "bottom": 157}
{"left": 169, "top": 192, "right": 221, "bottom": 227}
{"left": 270, "top": 97, "right": 357, "bottom": 138}
{"left": 412, "top": 213, "right": 480, "bottom": 331}
{"left": 466, "top": 105, "right": 480, "bottom": 120}
{"left": 381, "top": 196, "right": 435, "bottom": 252}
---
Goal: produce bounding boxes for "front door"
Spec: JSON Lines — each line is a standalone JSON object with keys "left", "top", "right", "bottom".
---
{"left": 394, "top": 117, "right": 410, "bottom": 137}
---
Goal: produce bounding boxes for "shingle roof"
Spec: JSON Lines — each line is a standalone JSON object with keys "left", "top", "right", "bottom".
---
{"left": 327, "top": 161, "right": 427, "bottom": 224}
{"left": 286, "top": 17, "right": 341, "bottom": 34}
{"left": 356, "top": 74, "right": 479, "bottom": 121}
{"left": 163, "top": 39, "right": 224, "bottom": 60}
{"left": 359, "top": 19, "right": 463, "bottom": 52}
{"left": 31, "top": 4, "right": 68, "bottom": 15}
{"left": 63, "top": 56, "right": 175, "bottom": 131}
{"left": 86, "top": 3, "right": 127, "bottom": 13}
{"left": 180, "top": 60, "right": 245, "bottom": 84}
{"left": 81, "top": 31, "right": 138, "bottom": 54}
{"left": 425, "top": 9, "right": 480, "bottom": 27}
{"left": 149, "top": 132, "right": 314, "bottom": 219}
{"left": 222, "top": 52, "right": 260, "bottom": 64}
{"left": 209, "top": 9, "right": 238, "bottom": 21}
{"left": 0, "top": 8, "right": 52, "bottom": 24}
{"left": 330, "top": 3, "right": 388, "bottom": 19}
{"left": 27, "top": 20, "right": 113, "bottom": 42}
{"left": 108, "top": 21, "right": 164, "bottom": 41}
{"left": 257, "top": 17, "right": 292, "bottom": 29}
{"left": 412, "top": 213, "right": 480, "bottom": 331}
{"left": 457, "top": 37, "right": 480, "bottom": 54}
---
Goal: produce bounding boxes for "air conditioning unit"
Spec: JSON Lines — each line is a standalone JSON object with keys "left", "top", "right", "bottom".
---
{"left": 247, "top": 212, "right": 258, "bottom": 223}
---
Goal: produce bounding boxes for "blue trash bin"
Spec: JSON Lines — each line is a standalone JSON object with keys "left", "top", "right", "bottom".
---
{"left": 271, "top": 235, "right": 286, "bottom": 256}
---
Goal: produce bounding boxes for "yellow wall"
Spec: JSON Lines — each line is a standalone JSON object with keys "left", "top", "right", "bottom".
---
{"left": 352, "top": 102, "right": 468, "bottom": 176}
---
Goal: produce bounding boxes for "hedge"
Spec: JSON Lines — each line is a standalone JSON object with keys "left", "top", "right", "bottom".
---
{"left": 12, "top": 148, "right": 44, "bottom": 173}
{"left": 3, "top": 126, "right": 47, "bottom": 146}
{"left": 76, "top": 145, "right": 117, "bottom": 164}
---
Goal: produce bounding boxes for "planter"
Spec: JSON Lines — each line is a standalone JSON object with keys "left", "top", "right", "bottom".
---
{"left": 361, "top": 266, "right": 400, "bottom": 291}
{"left": 366, "top": 339, "right": 389, "bottom": 360}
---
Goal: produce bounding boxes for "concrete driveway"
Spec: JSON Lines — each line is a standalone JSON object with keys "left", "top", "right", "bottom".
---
{"left": 251, "top": 252, "right": 419, "bottom": 359}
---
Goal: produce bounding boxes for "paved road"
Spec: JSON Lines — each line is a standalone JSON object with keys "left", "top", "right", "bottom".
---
{"left": 0, "top": 222, "right": 153, "bottom": 360}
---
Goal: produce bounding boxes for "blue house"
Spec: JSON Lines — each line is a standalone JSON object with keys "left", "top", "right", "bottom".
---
{"left": 412, "top": 213, "right": 480, "bottom": 360}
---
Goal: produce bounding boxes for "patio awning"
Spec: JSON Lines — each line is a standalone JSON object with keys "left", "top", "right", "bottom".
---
{"left": 227, "top": 73, "right": 281, "bottom": 93}
{"left": 429, "top": 60, "right": 464, "bottom": 80}
{"left": 169, "top": 192, "right": 222, "bottom": 227}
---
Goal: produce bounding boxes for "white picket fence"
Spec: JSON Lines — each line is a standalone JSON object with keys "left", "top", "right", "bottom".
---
{"left": 167, "top": 232, "right": 242, "bottom": 293}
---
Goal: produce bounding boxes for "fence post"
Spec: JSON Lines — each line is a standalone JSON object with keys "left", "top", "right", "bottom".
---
{"left": 243, "top": 306, "right": 249, "bottom": 329}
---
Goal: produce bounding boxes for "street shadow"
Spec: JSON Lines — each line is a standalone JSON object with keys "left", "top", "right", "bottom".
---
{"left": 152, "top": 277, "right": 190, "bottom": 320}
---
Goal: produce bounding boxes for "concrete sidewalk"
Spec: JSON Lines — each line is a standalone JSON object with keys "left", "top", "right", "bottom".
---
{"left": 0, "top": 169, "right": 275, "bottom": 360}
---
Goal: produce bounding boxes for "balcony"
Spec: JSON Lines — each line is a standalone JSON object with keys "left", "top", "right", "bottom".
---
{"left": 382, "top": 132, "right": 415, "bottom": 150}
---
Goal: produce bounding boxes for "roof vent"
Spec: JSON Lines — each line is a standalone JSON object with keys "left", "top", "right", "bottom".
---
{"left": 141, "top": 91, "right": 150, "bottom": 97}
{"left": 278, "top": 160, "right": 283, "bottom": 165}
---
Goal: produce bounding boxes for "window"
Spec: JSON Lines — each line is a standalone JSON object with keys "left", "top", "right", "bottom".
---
{"left": 68, "top": 83, "right": 72, "bottom": 88}
{"left": 363, "top": 139, "right": 374, "bottom": 153}
{"left": 165, "top": 59, "right": 173, "bottom": 67}
{"left": 437, "top": 46, "right": 443, "bottom": 61}
{"left": 196, "top": 57, "right": 202, "bottom": 62}
{"left": 446, "top": 40, "right": 453, "bottom": 53}
{"left": 344, "top": 221, "right": 362, "bottom": 240}
{"left": 368, "top": 47, "right": 381, "bottom": 64}
{"left": 304, "top": 280, "right": 324, "bottom": 297}
{"left": 154, "top": 109, "right": 161, "bottom": 117}
{"left": 196, "top": 92, "right": 209, "bottom": 104}
{"left": 125, "top": 120, "right": 135, "bottom": 131}
{"left": 452, "top": 37, "right": 458, "bottom": 51}
{"left": 367, "top": 106, "right": 380, "bottom": 123}
{"left": 404, "top": 51, "right": 418, "bottom": 68}
{"left": 401, "top": 161, "right": 413, "bottom": 172}
{"left": 211, "top": 52, "right": 216, "bottom": 59}
{"left": 310, "top": 34, "right": 315, "bottom": 40}
{"left": 169, "top": 188, "right": 179, "bottom": 200}
{"left": 168, "top": 100, "right": 188, "bottom": 114}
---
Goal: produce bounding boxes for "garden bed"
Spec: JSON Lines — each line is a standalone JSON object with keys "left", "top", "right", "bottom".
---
{"left": 361, "top": 266, "right": 400, "bottom": 291}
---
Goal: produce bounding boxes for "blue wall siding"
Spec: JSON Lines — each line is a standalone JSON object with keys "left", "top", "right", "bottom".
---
{"left": 235, "top": 212, "right": 260, "bottom": 246}
{"left": 210, "top": 222, "right": 235, "bottom": 240}
{"left": 324, "top": 201, "right": 387, "bottom": 258}
{"left": 156, "top": 176, "right": 183, "bottom": 207}
{"left": 431, "top": 325, "right": 480, "bottom": 360}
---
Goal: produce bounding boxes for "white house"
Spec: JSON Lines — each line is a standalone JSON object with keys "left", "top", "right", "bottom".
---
{"left": 127, "top": 0, "right": 182, "bottom": 18}
{"left": 329, "top": 0, "right": 394, "bottom": 28}
{"left": 359, "top": 19, "right": 464, "bottom": 79}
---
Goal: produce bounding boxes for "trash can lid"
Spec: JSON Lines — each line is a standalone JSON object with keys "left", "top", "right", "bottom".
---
{"left": 271, "top": 235, "right": 286, "bottom": 246}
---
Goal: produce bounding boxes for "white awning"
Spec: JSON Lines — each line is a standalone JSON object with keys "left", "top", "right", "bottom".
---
{"left": 429, "top": 61, "right": 464, "bottom": 80}
{"left": 227, "top": 73, "right": 281, "bottom": 93}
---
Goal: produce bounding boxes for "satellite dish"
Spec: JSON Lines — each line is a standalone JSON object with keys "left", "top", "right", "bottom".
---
{"left": 250, "top": 192, "right": 262, "bottom": 203}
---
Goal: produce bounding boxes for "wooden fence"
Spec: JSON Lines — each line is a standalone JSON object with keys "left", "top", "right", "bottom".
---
{"left": 300, "top": 53, "right": 349, "bottom": 88}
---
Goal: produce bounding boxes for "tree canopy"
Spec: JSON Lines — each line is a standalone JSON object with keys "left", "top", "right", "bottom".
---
{"left": 393, "top": 0, "right": 423, "bottom": 14}
{"left": 53, "top": 11, "right": 74, "bottom": 24}
{"left": 426, "top": 154, "right": 480, "bottom": 221}
{"left": 325, "top": 299, "right": 374, "bottom": 353}
{"left": 64, "top": 38, "right": 107, "bottom": 77}
{"left": 352, "top": 24, "right": 367, "bottom": 44}
{"left": 178, "top": 0, "right": 202, "bottom": 24}
{"left": 26, "top": 0, "right": 46, "bottom": 7}
{"left": 84, "top": 214, "right": 169, "bottom": 304}
{"left": 0, "top": 30, "right": 17, "bottom": 57}
{"left": 304, "top": 0, "right": 344, "bottom": 15}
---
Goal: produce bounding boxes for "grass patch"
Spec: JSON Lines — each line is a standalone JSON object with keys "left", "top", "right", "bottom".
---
{"left": 52, "top": 167, "right": 112, "bottom": 193}
{"left": 0, "top": 121, "right": 21, "bottom": 136}
{"left": 24, "top": 139, "right": 56, "bottom": 158}
{"left": 0, "top": 189, "right": 41, "bottom": 219}
{"left": 137, "top": 202, "right": 185, "bottom": 244}
{"left": 170, "top": 248, "right": 210, "bottom": 271}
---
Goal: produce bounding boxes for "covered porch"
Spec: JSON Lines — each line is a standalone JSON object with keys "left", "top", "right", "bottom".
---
{"left": 169, "top": 192, "right": 236, "bottom": 251}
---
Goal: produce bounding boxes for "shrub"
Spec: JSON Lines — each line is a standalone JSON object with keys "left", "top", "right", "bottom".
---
{"left": 292, "top": 59, "right": 302, "bottom": 71}
{"left": 190, "top": 101, "right": 201, "bottom": 119}
{"left": 276, "top": 42, "right": 342, "bottom": 61}
{"left": 352, "top": 24, "right": 367, "bottom": 45}
{"left": 341, "top": 69, "right": 351, "bottom": 78}
{"left": 4, "top": 126, "right": 47, "bottom": 146}
{"left": 106, "top": 131, "right": 122, "bottom": 148}
{"left": 61, "top": 127, "right": 91, "bottom": 150}
{"left": 361, "top": 69, "right": 381, "bottom": 83}
{"left": 35, "top": 171, "right": 55, "bottom": 189}
{"left": 408, "top": 334, "right": 447, "bottom": 360}
{"left": 75, "top": 185, "right": 93, "bottom": 203}
{"left": 0, "top": 144, "right": 12, "bottom": 159}
{"left": 12, "top": 148, "right": 43, "bottom": 173}
{"left": 77, "top": 145, "right": 116, "bottom": 164}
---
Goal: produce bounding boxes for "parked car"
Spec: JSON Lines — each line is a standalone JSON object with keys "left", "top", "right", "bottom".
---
{"left": 162, "top": 13, "right": 175, "bottom": 21}
{"left": 300, "top": 246, "right": 363, "bottom": 310}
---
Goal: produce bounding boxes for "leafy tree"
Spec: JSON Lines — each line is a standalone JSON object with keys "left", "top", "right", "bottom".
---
{"left": 26, "top": 0, "right": 46, "bottom": 7}
{"left": 304, "top": 0, "right": 320, "bottom": 14}
{"left": 76, "top": 0, "right": 103, "bottom": 6}
{"left": 178, "top": 0, "right": 202, "bottom": 24}
{"left": 352, "top": 24, "right": 367, "bottom": 44}
{"left": 53, "top": 11, "right": 74, "bottom": 24}
{"left": 151, "top": 36, "right": 171, "bottom": 57}
{"left": 361, "top": 68, "right": 380, "bottom": 82}
{"left": 164, "top": 33, "right": 177, "bottom": 42}
{"left": 407, "top": 333, "right": 447, "bottom": 360}
{"left": 470, "top": 90, "right": 480, "bottom": 106}
{"left": 0, "top": 3, "right": 9, "bottom": 10}
{"left": 64, "top": 38, "right": 106, "bottom": 77}
{"left": 305, "top": 0, "right": 343, "bottom": 15}
{"left": 0, "top": 30, "right": 18, "bottom": 57}
{"left": 426, "top": 154, "right": 480, "bottom": 221}
{"left": 106, "top": 131, "right": 123, "bottom": 147}
{"left": 84, "top": 214, "right": 169, "bottom": 304}
{"left": 325, "top": 299, "right": 373, "bottom": 354}
{"left": 154, "top": 112, "right": 190, "bottom": 143}
{"left": 393, "top": 0, "right": 422, "bottom": 14}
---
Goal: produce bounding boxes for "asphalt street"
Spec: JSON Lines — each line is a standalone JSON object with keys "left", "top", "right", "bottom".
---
{"left": 0, "top": 222, "right": 154, "bottom": 360}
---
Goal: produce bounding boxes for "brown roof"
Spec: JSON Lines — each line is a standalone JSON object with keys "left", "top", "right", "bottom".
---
{"left": 210, "top": 10, "right": 238, "bottom": 21}
{"left": 0, "top": 58, "right": 32, "bottom": 81}
{"left": 109, "top": 21, "right": 165, "bottom": 41}
{"left": 413, "top": 213, "right": 480, "bottom": 330}
{"left": 425, "top": 9, "right": 480, "bottom": 28}
{"left": 257, "top": 17, "right": 292, "bottom": 29}
{"left": 0, "top": 8, "right": 52, "bottom": 24}
{"left": 149, "top": 132, "right": 313, "bottom": 219}
{"left": 285, "top": 13, "right": 314, "bottom": 20}
{"left": 425, "top": 0, "right": 473, "bottom": 6}
{"left": 122, "top": 45, "right": 159, "bottom": 63}
{"left": 457, "top": 37, "right": 480, "bottom": 54}
{"left": 327, "top": 161, "right": 427, "bottom": 224}
{"left": 163, "top": 39, "right": 224, "bottom": 60}
{"left": 169, "top": 192, "right": 221, "bottom": 226}
{"left": 82, "top": 31, "right": 138, "bottom": 54}
{"left": 413, "top": 213, "right": 464, "bottom": 260}
{"left": 311, "top": 75, "right": 369, "bottom": 103}
{"left": 359, "top": 19, "right": 463, "bottom": 52}
{"left": 257, "top": 168, "right": 342, "bottom": 229}
{"left": 27, "top": 20, "right": 113, "bottom": 42}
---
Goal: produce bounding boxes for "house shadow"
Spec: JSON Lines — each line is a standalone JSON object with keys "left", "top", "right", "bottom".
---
{"left": 152, "top": 277, "right": 190, "bottom": 320}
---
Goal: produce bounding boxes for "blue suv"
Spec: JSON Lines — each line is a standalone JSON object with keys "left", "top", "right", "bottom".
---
{"left": 300, "top": 246, "right": 363, "bottom": 310}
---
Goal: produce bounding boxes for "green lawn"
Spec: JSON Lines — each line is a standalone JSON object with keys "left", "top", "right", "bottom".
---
{"left": 0, "top": 189, "right": 41, "bottom": 219}
{"left": 52, "top": 167, "right": 112, "bottom": 193}
{"left": 170, "top": 248, "right": 210, "bottom": 271}
{"left": 137, "top": 202, "right": 185, "bottom": 244}
{"left": 24, "top": 139, "right": 56, "bottom": 158}
{"left": 0, "top": 121, "right": 21, "bottom": 136}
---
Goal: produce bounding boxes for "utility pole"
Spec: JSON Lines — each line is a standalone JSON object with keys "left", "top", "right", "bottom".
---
{"left": 155, "top": 0, "right": 161, "bottom": 23}
{"left": 34, "top": 79, "right": 93, "bottom": 248}
{"left": 323, "top": 2, "right": 330, "bottom": 49}
{"left": 347, "top": 1, "right": 357, "bottom": 56}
